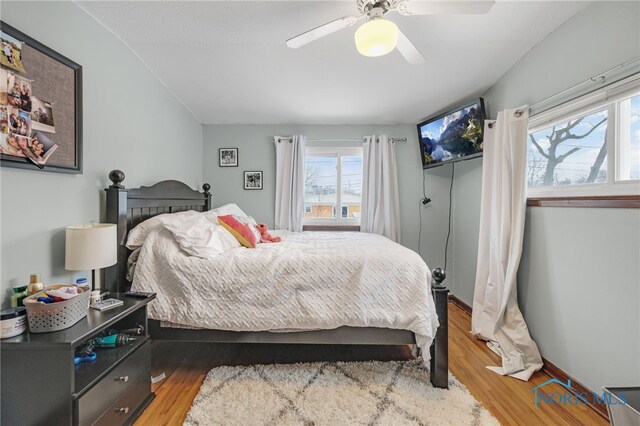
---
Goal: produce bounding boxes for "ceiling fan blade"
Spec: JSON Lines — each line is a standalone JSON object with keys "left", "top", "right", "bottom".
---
{"left": 396, "top": 30, "right": 426, "bottom": 64}
{"left": 286, "top": 15, "right": 360, "bottom": 49}
{"left": 397, "top": 0, "right": 495, "bottom": 16}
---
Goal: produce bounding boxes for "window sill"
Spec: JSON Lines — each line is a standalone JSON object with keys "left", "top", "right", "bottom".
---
{"left": 527, "top": 195, "right": 640, "bottom": 208}
{"left": 302, "top": 225, "right": 361, "bottom": 232}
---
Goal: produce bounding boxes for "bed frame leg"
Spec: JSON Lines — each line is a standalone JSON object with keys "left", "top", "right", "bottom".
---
{"left": 430, "top": 268, "right": 449, "bottom": 389}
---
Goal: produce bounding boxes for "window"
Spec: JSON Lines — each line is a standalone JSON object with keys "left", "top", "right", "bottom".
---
{"left": 618, "top": 94, "right": 640, "bottom": 181}
{"left": 527, "top": 76, "right": 640, "bottom": 198}
{"left": 304, "top": 146, "right": 363, "bottom": 225}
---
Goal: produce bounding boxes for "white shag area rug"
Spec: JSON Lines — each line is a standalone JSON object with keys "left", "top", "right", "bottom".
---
{"left": 184, "top": 360, "right": 499, "bottom": 426}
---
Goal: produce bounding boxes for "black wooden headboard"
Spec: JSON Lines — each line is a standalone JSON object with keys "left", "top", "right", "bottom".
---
{"left": 104, "top": 170, "right": 211, "bottom": 293}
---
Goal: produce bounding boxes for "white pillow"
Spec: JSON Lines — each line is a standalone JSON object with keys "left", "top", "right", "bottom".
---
{"left": 204, "top": 204, "right": 260, "bottom": 228}
{"left": 204, "top": 203, "right": 247, "bottom": 221}
{"left": 160, "top": 213, "right": 240, "bottom": 258}
{"left": 126, "top": 210, "right": 199, "bottom": 249}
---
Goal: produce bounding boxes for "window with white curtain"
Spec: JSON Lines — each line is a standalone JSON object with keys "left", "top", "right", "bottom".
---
{"left": 527, "top": 75, "right": 640, "bottom": 197}
{"left": 304, "top": 146, "right": 363, "bottom": 225}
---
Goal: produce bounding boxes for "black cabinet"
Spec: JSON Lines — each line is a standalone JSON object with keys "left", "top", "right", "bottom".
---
{"left": 1, "top": 295, "right": 155, "bottom": 426}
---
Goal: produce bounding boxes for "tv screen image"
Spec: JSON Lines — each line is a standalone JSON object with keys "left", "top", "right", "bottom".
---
{"left": 417, "top": 98, "right": 486, "bottom": 169}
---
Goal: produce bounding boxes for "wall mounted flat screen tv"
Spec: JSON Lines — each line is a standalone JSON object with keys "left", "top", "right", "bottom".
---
{"left": 417, "top": 98, "right": 486, "bottom": 169}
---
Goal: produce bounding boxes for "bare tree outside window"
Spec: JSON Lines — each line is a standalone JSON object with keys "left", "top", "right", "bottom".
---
{"left": 528, "top": 110, "right": 608, "bottom": 187}
{"left": 304, "top": 156, "right": 337, "bottom": 219}
{"left": 304, "top": 163, "right": 320, "bottom": 192}
{"left": 527, "top": 156, "right": 547, "bottom": 187}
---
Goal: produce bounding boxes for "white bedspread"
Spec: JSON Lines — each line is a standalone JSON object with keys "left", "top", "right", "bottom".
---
{"left": 131, "top": 229, "right": 439, "bottom": 356}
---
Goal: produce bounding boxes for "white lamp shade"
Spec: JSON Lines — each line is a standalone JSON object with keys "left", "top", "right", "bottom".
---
{"left": 65, "top": 224, "right": 117, "bottom": 271}
{"left": 355, "top": 19, "right": 399, "bottom": 57}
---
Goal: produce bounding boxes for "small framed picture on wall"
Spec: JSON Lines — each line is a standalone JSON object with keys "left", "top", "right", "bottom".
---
{"left": 244, "top": 171, "right": 262, "bottom": 190}
{"left": 219, "top": 148, "right": 238, "bottom": 167}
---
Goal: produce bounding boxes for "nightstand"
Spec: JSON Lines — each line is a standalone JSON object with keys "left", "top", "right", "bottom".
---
{"left": 1, "top": 294, "right": 156, "bottom": 426}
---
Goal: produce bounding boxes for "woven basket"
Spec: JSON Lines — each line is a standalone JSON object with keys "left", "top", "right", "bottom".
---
{"left": 23, "top": 285, "right": 90, "bottom": 333}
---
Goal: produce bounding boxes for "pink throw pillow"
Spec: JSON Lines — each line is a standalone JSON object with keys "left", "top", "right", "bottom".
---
{"left": 217, "top": 215, "right": 260, "bottom": 248}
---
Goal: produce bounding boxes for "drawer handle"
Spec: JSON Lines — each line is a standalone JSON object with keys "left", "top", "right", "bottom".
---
{"left": 116, "top": 375, "right": 129, "bottom": 382}
{"left": 117, "top": 407, "right": 130, "bottom": 414}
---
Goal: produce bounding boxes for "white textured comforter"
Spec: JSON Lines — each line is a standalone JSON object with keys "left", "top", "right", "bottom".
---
{"left": 131, "top": 229, "right": 439, "bottom": 355}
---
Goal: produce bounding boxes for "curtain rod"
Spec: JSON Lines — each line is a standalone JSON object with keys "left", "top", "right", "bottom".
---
{"left": 513, "top": 56, "right": 640, "bottom": 118}
{"left": 275, "top": 137, "right": 408, "bottom": 143}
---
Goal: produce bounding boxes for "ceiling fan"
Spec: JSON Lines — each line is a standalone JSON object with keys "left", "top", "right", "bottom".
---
{"left": 286, "top": 0, "right": 495, "bottom": 64}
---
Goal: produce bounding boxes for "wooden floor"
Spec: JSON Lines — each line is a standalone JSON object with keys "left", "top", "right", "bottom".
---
{"left": 135, "top": 303, "right": 607, "bottom": 425}
{"left": 447, "top": 303, "right": 606, "bottom": 426}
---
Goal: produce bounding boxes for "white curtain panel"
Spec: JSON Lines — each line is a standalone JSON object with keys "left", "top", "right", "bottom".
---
{"left": 361, "top": 135, "right": 401, "bottom": 242}
{"left": 471, "top": 109, "right": 543, "bottom": 381}
{"left": 274, "top": 135, "right": 306, "bottom": 232}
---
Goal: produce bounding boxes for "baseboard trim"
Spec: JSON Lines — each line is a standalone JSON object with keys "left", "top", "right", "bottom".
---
{"left": 448, "top": 294, "right": 609, "bottom": 421}
{"left": 541, "top": 358, "right": 609, "bottom": 420}
{"left": 448, "top": 295, "right": 472, "bottom": 316}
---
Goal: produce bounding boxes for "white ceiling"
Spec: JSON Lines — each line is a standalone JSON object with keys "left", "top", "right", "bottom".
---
{"left": 76, "top": 1, "right": 588, "bottom": 124}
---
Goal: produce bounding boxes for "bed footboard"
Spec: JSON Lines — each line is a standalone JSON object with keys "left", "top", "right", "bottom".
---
{"left": 430, "top": 268, "right": 449, "bottom": 389}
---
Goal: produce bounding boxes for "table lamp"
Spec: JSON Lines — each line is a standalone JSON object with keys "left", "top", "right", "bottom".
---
{"left": 65, "top": 224, "right": 117, "bottom": 291}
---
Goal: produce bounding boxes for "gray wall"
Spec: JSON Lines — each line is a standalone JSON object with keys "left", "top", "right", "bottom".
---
{"left": 448, "top": 1, "right": 640, "bottom": 393}
{"left": 203, "top": 124, "right": 454, "bottom": 271}
{"left": 0, "top": 1, "right": 203, "bottom": 306}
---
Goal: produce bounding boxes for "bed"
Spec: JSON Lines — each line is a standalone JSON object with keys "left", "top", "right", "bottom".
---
{"left": 104, "top": 170, "right": 450, "bottom": 389}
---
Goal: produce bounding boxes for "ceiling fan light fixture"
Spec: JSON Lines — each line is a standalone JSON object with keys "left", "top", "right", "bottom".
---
{"left": 354, "top": 18, "right": 399, "bottom": 57}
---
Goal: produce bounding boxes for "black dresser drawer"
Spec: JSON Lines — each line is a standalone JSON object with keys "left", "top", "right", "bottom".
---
{"left": 94, "top": 376, "right": 150, "bottom": 426}
{"left": 77, "top": 341, "right": 150, "bottom": 426}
